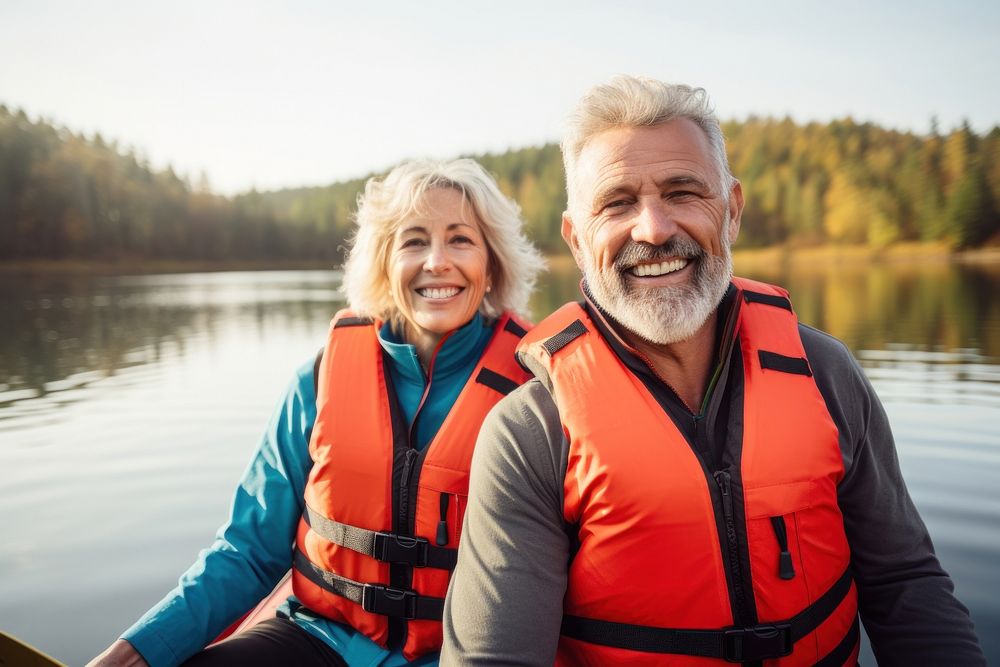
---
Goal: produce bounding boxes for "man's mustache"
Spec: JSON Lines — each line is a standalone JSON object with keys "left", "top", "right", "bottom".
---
{"left": 613, "top": 237, "right": 705, "bottom": 272}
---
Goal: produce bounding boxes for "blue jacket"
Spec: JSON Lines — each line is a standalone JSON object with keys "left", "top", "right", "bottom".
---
{"left": 122, "top": 314, "right": 495, "bottom": 667}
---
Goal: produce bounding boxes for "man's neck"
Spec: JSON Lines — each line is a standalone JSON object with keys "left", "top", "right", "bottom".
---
{"left": 615, "top": 312, "right": 719, "bottom": 413}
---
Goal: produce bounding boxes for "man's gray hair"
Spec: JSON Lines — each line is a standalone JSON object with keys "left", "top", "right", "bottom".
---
{"left": 561, "top": 75, "right": 734, "bottom": 210}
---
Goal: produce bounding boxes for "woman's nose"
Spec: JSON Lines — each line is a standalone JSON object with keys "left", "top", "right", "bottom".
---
{"left": 423, "top": 243, "right": 451, "bottom": 273}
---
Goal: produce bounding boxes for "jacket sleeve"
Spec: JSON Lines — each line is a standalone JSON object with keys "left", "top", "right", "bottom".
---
{"left": 441, "top": 380, "right": 569, "bottom": 666}
{"left": 802, "top": 325, "right": 986, "bottom": 665}
{"left": 120, "top": 358, "right": 317, "bottom": 667}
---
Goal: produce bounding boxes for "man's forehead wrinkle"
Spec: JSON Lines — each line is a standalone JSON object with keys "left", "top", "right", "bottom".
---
{"left": 592, "top": 158, "right": 710, "bottom": 193}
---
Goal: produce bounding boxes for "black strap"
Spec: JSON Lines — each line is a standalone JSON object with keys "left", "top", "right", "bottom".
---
{"left": 561, "top": 568, "right": 853, "bottom": 662}
{"left": 743, "top": 290, "right": 792, "bottom": 311}
{"left": 759, "top": 350, "right": 813, "bottom": 377}
{"left": 475, "top": 367, "right": 520, "bottom": 396}
{"left": 303, "top": 506, "right": 457, "bottom": 570}
{"left": 787, "top": 567, "right": 853, "bottom": 642}
{"left": 333, "top": 316, "right": 374, "bottom": 328}
{"left": 815, "top": 616, "right": 860, "bottom": 667}
{"left": 504, "top": 317, "right": 528, "bottom": 338}
{"left": 293, "top": 549, "right": 445, "bottom": 620}
{"left": 561, "top": 616, "right": 745, "bottom": 657}
{"left": 543, "top": 319, "right": 588, "bottom": 356}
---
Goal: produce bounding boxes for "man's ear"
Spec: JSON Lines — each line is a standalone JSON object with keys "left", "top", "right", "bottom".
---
{"left": 727, "top": 179, "right": 744, "bottom": 244}
{"left": 561, "top": 212, "right": 585, "bottom": 271}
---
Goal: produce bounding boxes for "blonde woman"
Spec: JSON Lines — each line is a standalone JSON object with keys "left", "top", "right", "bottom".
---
{"left": 90, "top": 159, "right": 544, "bottom": 667}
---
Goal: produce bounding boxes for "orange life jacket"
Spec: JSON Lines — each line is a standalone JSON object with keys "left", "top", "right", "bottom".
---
{"left": 292, "top": 310, "right": 531, "bottom": 660}
{"left": 519, "top": 278, "right": 859, "bottom": 666}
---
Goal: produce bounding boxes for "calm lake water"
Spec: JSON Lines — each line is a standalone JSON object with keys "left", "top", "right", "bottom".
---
{"left": 1, "top": 261, "right": 999, "bottom": 665}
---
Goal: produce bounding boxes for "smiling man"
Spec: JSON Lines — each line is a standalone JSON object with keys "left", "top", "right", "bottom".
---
{"left": 440, "top": 76, "right": 985, "bottom": 666}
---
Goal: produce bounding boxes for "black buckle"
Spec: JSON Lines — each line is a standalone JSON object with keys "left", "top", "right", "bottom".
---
{"left": 361, "top": 584, "right": 418, "bottom": 619}
{"left": 372, "top": 531, "right": 429, "bottom": 567}
{"left": 722, "top": 623, "right": 792, "bottom": 662}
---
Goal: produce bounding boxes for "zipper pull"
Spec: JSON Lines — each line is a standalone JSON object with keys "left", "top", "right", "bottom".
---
{"left": 713, "top": 470, "right": 733, "bottom": 513}
{"left": 770, "top": 515, "right": 796, "bottom": 580}
{"left": 436, "top": 492, "right": 450, "bottom": 546}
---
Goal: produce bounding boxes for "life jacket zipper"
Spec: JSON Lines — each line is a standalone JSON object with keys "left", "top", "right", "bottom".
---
{"left": 714, "top": 470, "right": 749, "bottom": 625}
{"left": 770, "top": 515, "right": 796, "bottom": 580}
{"left": 398, "top": 448, "right": 419, "bottom": 532}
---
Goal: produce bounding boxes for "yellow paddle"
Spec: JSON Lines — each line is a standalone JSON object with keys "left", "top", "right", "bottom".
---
{"left": 0, "top": 632, "right": 66, "bottom": 667}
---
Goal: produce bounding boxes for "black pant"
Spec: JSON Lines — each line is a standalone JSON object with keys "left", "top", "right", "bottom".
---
{"left": 182, "top": 618, "right": 348, "bottom": 666}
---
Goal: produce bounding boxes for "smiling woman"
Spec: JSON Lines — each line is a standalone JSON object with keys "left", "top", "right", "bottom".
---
{"left": 87, "top": 159, "right": 544, "bottom": 667}
{"left": 388, "top": 188, "right": 491, "bottom": 365}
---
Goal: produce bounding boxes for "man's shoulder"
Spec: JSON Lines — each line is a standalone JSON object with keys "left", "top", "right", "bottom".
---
{"left": 798, "top": 323, "right": 854, "bottom": 365}
{"left": 475, "top": 378, "right": 566, "bottom": 486}
{"left": 794, "top": 323, "right": 879, "bottom": 437}
{"left": 797, "top": 322, "right": 868, "bottom": 385}
{"left": 486, "top": 378, "right": 560, "bottom": 439}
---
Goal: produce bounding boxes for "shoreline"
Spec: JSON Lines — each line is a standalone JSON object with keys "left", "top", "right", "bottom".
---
{"left": 0, "top": 258, "right": 339, "bottom": 274}
{"left": 2, "top": 244, "right": 999, "bottom": 275}
{"left": 732, "top": 243, "right": 1000, "bottom": 269}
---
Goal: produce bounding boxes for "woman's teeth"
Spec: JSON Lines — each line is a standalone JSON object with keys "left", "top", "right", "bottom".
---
{"left": 418, "top": 286, "right": 461, "bottom": 299}
{"left": 630, "top": 259, "right": 689, "bottom": 277}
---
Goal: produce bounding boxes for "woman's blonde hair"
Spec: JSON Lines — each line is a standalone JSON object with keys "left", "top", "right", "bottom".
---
{"left": 342, "top": 158, "right": 545, "bottom": 329}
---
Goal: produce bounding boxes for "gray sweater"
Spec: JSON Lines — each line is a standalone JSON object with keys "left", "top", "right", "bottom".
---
{"left": 441, "top": 287, "right": 984, "bottom": 666}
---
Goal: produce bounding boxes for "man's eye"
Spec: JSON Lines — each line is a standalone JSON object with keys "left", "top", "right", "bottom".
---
{"left": 604, "top": 199, "right": 630, "bottom": 211}
{"left": 668, "top": 191, "right": 696, "bottom": 200}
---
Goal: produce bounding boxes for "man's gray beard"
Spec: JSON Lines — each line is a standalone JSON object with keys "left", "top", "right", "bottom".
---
{"left": 581, "top": 232, "right": 733, "bottom": 346}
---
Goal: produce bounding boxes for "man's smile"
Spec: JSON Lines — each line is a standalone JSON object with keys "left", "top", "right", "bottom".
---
{"left": 627, "top": 258, "right": 689, "bottom": 277}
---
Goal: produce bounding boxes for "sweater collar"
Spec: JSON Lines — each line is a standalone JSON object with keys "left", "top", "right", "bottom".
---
{"left": 378, "top": 312, "right": 487, "bottom": 382}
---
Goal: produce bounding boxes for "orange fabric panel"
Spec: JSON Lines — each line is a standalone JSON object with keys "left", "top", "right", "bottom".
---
{"left": 521, "top": 282, "right": 858, "bottom": 665}
{"left": 294, "top": 311, "right": 531, "bottom": 660}
{"left": 521, "top": 304, "right": 733, "bottom": 651}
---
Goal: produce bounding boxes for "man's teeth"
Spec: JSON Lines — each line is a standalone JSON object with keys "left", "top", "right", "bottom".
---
{"left": 418, "top": 287, "right": 461, "bottom": 299}
{"left": 631, "top": 259, "right": 688, "bottom": 277}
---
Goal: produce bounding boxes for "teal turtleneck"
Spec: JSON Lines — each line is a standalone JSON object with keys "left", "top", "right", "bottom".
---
{"left": 378, "top": 312, "right": 494, "bottom": 450}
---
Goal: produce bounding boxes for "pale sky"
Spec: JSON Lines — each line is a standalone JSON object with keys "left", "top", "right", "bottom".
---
{"left": 3, "top": 0, "right": 998, "bottom": 194}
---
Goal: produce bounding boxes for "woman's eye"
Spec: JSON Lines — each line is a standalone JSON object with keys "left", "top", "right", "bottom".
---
{"left": 451, "top": 235, "right": 474, "bottom": 245}
{"left": 400, "top": 238, "right": 427, "bottom": 248}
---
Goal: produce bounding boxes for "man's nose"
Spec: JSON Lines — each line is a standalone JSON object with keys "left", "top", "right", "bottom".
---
{"left": 631, "top": 201, "right": 677, "bottom": 246}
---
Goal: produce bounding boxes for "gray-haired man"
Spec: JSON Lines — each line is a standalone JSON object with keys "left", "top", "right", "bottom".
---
{"left": 441, "top": 76, "right": 984, "bottom": 666}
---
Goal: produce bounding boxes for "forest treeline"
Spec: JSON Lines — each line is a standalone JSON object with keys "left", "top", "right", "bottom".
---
{"left": 2, "top": 104, "right": 998, "bottom": 262}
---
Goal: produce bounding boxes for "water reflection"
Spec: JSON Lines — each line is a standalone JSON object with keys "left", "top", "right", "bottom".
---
{"left": 737, "top": 261, "right": 1000, "bottom": 360}
{"left": 0, "top": 271, "right": 344, "bottom": 400}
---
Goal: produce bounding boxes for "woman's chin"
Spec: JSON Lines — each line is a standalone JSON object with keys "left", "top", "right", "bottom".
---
{"left": 410, "top": 312, "right": 474, "bottom": 339}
